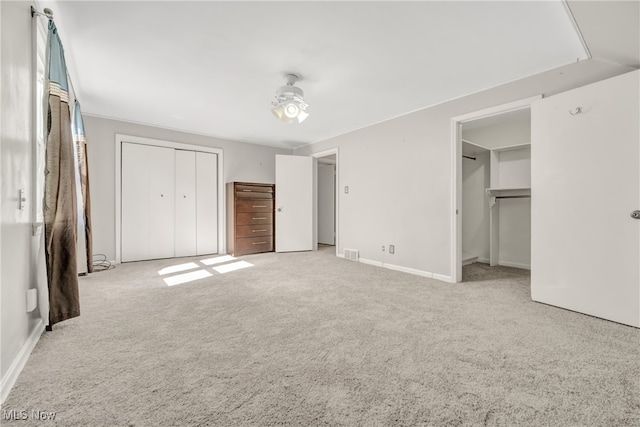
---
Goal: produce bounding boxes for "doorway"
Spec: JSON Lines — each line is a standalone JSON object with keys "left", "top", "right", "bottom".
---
{"left": 451, "top": 97, "right": 539, "bottom": 283}
{"left": 312, "top": 148, "right": 339, "bottom": 256}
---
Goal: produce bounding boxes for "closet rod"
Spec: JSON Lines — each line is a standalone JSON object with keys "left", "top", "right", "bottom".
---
{"left": 463, "top": 155, "right": 476, "bottom": 161}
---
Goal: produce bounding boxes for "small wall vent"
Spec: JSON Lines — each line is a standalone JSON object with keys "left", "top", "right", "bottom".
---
{"left": 344, "top": 248, "right": 359, "bottom": 261}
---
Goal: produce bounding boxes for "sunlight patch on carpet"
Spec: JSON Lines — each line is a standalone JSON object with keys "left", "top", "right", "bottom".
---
{"left": 164, "top": 269, "right": 213, "bottom": 286}
{"left": 157, "top": 262, "right": 200, "bottom": 276}
{"left": 200, "top": 255, "right": 237, "bottom": 266}
{"left": 212, "top": 261, "right": 254, "bottom": 274}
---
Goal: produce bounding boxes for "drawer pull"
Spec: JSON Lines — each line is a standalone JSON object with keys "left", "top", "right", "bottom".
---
{"left": 253, "top": 205, "right": 266, "bottom": 208}
{"left": 252, "top": 241, "right": 267, "bottom": 245}
{"left": 252, "top": 217, "right": 266, "bottom": 220}
{"left": 252, "top": 229, "right": 267, "bottom": 232}
{"left": 242, "top": 189, "right": 252, "bottom": 192}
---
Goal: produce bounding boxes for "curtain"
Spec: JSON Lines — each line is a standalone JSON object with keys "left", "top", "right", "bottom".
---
{"left": 44, "top": 20, "right": 80, "bottom": 325}
{"left": 73, "top": 100, "right": 93, "bottom": 273}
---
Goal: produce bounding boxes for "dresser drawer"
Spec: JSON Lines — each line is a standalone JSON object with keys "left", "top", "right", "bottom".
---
{"left": 236, "top": 224, "right": 272, "bottom": 238}
{"left": 235, "top": 184, "right": 274, "bottom": 199}
{"left": 236, "top": 191, "right": 273, "bottom": 199}
{"left": 236, "top": 199, "right": 273, "bottom": 212}
{"left": 236, "top": 212, "right": 273, "bottom": 225}
{"left": 236, "top": 236, "right": 273, "bottom": 254}
{"left": 236, "top": 184, "right": 273, "bottom": 193}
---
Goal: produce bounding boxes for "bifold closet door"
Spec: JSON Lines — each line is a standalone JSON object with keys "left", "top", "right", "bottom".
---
{"left": 196, "top": 152, "right": 218, "bottom": 255}
{"left": 122, "top": 143, "right": 175, "bottom": 262}
{"left": 175, "top": 150, "right": 197, "bottom": 257}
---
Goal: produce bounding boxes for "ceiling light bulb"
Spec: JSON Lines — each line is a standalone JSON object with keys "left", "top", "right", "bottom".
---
{"left": 284, "top": 102, "right": 299, "bottom": 118}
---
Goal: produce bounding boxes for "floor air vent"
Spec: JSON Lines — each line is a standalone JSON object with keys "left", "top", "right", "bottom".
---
{"left": 344, "top": 249, "right": 359, "bottom": 261}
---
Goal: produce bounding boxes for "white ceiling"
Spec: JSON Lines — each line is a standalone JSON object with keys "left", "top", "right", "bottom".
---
{"left": 39, "top": 1, "right": 638, "bottom": 149}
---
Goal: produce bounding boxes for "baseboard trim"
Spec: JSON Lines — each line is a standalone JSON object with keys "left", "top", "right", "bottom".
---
{"left": 357, "top": 258, "right": 453, "bottom": 283}
{"left": 477, "top": 258, "right": 490, "bottom": 264}
{"left": 433, "top": 273, "right": 454, "bottom": 283}
{"left": 384, "top": 263, "right": 433, "bottom": 278}
{"left": 499, "top": 261, "right": 531, "bottom": 270}
{"left": 0, "top": 319, "right": 45, "bottom": 404}
{"left": 359, "top": 257, "right": 383, "bottom": 267}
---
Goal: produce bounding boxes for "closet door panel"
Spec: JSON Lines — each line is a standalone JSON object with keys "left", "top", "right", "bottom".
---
{"left": 196, "top": 152, "right": 218, "bottom": 255}
{"left": 148, "top": 145, "right": 176, "bottom": 260}
{"left": 121, "top": 143, "right": 151, "bottom": 262}
{"left": 175, "top": 150, "right": 197, "bottom": 257}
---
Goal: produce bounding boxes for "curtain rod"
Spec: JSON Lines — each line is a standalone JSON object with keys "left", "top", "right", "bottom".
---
{"left": 30, "top": 5, "right": 80, "bottom": 107}
{"left": 31, "top": 6, "right": 54, "bottom": 20}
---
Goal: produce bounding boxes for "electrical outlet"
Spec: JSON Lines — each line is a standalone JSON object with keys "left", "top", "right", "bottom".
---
{"left": 382, "top": 245, "right": 385, "bottom": 252}
{"left": 389, "top": 245, "right": 395, "bottom": 254}
{"left": 344, "top": 186, "right": 349, "bottom": 194}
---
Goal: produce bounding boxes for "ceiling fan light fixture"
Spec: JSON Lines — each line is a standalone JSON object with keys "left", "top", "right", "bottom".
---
{"left": 271, "top": 74, "right": 309, "bottom": 124}
{"left": 297, "top": 109, "right": 309, "bottom": 123}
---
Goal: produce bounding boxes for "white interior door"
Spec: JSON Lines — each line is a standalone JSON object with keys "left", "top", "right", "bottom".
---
{"left": 148, "top": 145, "right": 175, "bottom": 260}
{"left": 122, "top": 143, "right": 150, "bottom": 262}
{"left": 531, "top": 70, "right": 640, "bottom": 327}
{"left": 318, "top": 163, "right": 335, "bottom": 245}
{"left": 275, "top": 154, "right": 316, "bottom": 252}
{"left": 196, "top": 152, "right": 218, "bottom": 255}
{"left": 122, "top": 143, "right": 175, "bottom": 261}
{"left": 175, "top": 150, "right": 197, "bottom": 257}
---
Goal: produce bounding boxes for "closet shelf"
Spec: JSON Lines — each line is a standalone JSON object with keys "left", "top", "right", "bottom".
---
{"left": 486, "top": 188, "right": 531, "bottom": 208}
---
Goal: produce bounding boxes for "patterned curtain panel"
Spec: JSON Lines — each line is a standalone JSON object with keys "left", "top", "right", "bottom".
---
{"left": 73, "top": 100, "right": 93, "bottom": 273}
{"left": 45, "top": 20, "right": 80, "bottom": 325}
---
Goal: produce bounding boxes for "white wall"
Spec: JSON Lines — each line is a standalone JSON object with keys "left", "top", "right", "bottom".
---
{"left": 294, "top": 59, "right": 633, "bottom": 280}
{"left": 496, "top": 146, "right": 531, "bottom": 269}
{"left": 498, "top": 197, "right": 531, "bottom": 269}
{"left": 497, "top": 146, "right": 531, "bottom": 188}
{"left": 1, "top": 0, "right": 45, "bottom": 401}
{"left": 462, "top": 151, "right": 490, "bottom": 262}
{"left": 83, "top": 116, "right": 291, "bottom": 260}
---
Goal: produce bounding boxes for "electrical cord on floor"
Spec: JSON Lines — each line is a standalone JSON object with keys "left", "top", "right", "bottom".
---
{"left": 92, "top": 254, "right": 115, "bottom": 272}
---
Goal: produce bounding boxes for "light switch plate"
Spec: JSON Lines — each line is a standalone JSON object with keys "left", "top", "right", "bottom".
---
{"left": 19, "top": 189, "right": 26, "bottom": 210}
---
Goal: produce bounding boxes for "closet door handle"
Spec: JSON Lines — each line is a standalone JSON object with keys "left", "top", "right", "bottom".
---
{"left": 631, "top": 210, "right": 640, "bottom": 219}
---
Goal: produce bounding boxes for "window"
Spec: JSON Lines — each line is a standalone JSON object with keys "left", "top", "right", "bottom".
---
{"left": 33, "top": 17, "right": 47, "bottom": 225}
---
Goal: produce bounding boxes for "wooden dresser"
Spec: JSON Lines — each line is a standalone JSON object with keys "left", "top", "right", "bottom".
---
{"left": 226, "top": 182, "right": 275, "bottom": 256}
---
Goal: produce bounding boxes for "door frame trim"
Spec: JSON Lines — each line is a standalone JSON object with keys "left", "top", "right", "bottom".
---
{"left": 450, "top": 96, "right": 540, "bottom": 283}
{"left": 312, "top": 148, "right": 339, "bottom": 256}
{"left": 115, "top": 134, "right": 224, "bottom": 263}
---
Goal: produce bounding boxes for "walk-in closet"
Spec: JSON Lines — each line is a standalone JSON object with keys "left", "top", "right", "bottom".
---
{"left": 461, "top": 109, "right": 531, "bottom": 278}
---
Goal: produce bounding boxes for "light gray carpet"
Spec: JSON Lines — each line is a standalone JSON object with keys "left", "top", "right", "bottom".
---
{"left": 3, "top": 247, "right": 639, "bottom": 426}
